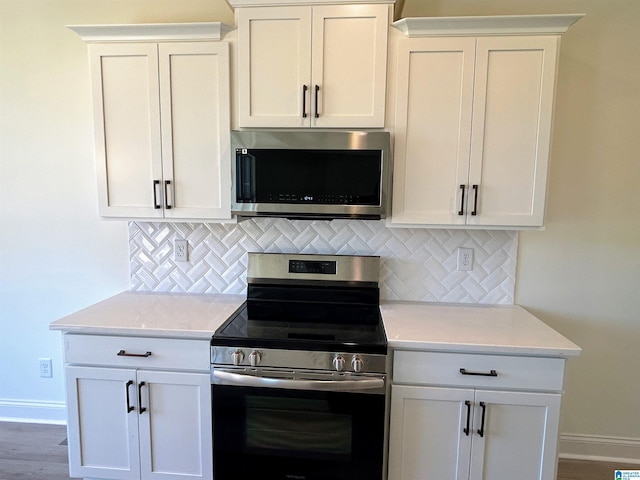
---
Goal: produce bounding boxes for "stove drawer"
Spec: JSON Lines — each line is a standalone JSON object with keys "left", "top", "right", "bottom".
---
{"left": 63, "top": 334, "right": 210, "bottom": 371}
{"left": 393, "top": 350, "right": 565, "bottom": 392}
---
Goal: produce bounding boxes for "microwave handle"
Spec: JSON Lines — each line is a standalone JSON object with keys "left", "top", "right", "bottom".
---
{"left": 236, "top": 153, "right": 256, "bottom": 202}
{"left": 212, "top": 369, "right": 384, "bottom": 392}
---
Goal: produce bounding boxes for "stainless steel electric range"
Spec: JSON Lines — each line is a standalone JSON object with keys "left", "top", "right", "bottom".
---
{"left": 211, "top": 252, "right": 388, "bottom": 480}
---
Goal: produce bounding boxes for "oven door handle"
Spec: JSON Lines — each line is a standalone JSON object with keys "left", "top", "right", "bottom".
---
{"left": 212, "top": 370, "right": 384, "bottom": 391}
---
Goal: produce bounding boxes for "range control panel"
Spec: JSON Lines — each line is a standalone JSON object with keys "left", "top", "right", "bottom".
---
{"left": 288, "top": 260, "right": 337, "bottom": 275}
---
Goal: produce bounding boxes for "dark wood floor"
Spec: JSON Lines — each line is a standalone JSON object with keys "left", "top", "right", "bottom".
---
{"left": 0, "top": 421, "right": 637, "bottom": 479}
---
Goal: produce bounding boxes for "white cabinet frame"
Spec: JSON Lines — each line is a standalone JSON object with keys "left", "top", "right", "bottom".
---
{"left": 65, "top": 366, "right": 212, "bottom": 480}
{"left": 71, "top": 23, "right": 232, "bottom": 220}
{"left": 237, "top": 3, "right": 389, "bottom": 128}
{"left": 388, "top": 384, "right": 561, "bottom": 480}
{"left": 389, "top": 15, "right": 583, "bottom": 228}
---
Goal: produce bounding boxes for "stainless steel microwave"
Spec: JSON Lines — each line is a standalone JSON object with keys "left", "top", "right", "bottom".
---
{"left": 231, "top": 130, "right": 391, "bottom": 220}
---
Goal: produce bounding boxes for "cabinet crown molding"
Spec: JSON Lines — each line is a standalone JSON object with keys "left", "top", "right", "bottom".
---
{"left": 67, "top": 22, "right": 235, "bottom": 43}
{"left": 392, "top": 13, "right": 584, "bottom": 37}
{"left": 227, "top": 0, "right": 393, "bottom": 6}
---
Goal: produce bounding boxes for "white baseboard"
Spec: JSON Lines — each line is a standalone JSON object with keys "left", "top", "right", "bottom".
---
{"left": 0, "top": 399, "right": 67, "bottom": 425}
{"left": 560, "top": 433, "right": 640, "bottom": 464}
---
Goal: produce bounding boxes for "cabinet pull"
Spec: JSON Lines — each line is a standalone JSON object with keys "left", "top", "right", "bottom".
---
{"left": 477, "top": 401, "right": 487, "bottom": 437}
{"left": 459, "top": 368, "right": 497, "bottom": 377}
{"left": 125, "top": 380, "right": 135, "bottom": 413}
{"left": 117, "top": 349, "right": 152, "bottom": 358}
{"left": 164, "top": 180, "right": 172, "bottom": 209}
{"left": 302, "top": 85, "right": 308, "bottom": 118}
{"left": 463, "top": 400, "right": 471, "bottom": 436}
{"left": 458, "top": 184, "right": 466, "bottom": 215}
{"left": 471, "top": 184, "right": 479, "bottom": 216}
{"left": 138, "top": 381, "right": 147, "bottom": 414}
{"left": 153, "top": 180, "right": 161, "bottom": 209}
{"left": 314, "top": 85, "right": 320, "bottom": 118}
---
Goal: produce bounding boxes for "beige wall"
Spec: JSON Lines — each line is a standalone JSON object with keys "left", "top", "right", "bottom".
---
{"left": 403, "top": 0, "right": 640, "bottom": 454}
{"left": 0, "top": 0, "right": 235, "bottom": 419}
{"left": 1, "top": 0, "right": 638, "bottom": 457}
{"left": 518, "top": 1, "right": 640, "bottom": 448}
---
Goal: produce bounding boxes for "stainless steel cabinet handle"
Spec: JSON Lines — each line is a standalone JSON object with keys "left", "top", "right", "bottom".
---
{"left": 458, "top": 184, "right": 466, "bottom": 216}
{"left": 117, "top": 349, "right": 152, "bottom": 358}
{"left": 213, "top": 370, "right": 383, "bottom": 391}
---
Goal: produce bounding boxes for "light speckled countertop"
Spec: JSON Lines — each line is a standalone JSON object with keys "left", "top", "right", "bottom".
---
{"left": 381, "top": 301, "right": 581, "bottom": 357}
{"left": 50, "top": 292, "right": 580, "bottom": 357}
{"left": 49, "top": 291, "right": 245, "bottom": 339}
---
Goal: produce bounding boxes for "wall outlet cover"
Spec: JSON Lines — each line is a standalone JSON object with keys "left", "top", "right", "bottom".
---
{"left": 457, "top": 247, "right": 473, "bottom": 271}
{"left": 174, "top": 239, "right": 188, "bottom": 262}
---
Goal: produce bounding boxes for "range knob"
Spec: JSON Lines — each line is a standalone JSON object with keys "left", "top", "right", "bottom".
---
{"left": 352, "top": 355, "right": 364, "bottom": 373}
{"left": 333, "top": 355, "right": 346, "bottom": 372}
{"left": 231, "top": 349, "right": 245, "bottom": 366}
{"left": 249, "top": 350, "right": 262, "bottom": 367}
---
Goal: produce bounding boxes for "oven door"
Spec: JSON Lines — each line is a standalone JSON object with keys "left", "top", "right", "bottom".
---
{"left": 212, "top": 370, "right": 386, "bottom": 480}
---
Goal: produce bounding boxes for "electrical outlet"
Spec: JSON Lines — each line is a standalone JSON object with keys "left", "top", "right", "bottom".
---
{"left": 174, "top": 239, "right": 188, "bottom": 262}
{"left": 457, "top": 248, "right": 473, "bottom": 271}
{"left": 39, "top": 358, "right": 52, "bottom": 378}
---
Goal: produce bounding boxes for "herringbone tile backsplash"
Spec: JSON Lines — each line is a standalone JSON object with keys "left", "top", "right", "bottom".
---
{"left": 130, "top": 219, "right": 517, "bottom": 304}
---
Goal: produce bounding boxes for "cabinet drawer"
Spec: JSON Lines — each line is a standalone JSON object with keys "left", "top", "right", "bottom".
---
{"left": 63, "top": 334, "right": 210, "bottom": 371}
{"left": 393, "top": 350, "right": 565, "bottom": 392}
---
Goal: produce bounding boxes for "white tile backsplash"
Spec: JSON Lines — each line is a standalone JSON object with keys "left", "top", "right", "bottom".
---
{"left": 129, "top": 219, "right": 518, "bottom": 304}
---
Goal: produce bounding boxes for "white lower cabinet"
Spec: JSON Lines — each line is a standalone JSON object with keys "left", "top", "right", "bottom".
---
{"left": 63, "top": 334, "right": 212, "bottom": 480}
{"left": 388, "top": 351, "right": 564, "bottom": 480}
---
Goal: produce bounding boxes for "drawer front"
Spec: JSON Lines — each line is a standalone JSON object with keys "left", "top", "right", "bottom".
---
{"left": 393, "top": 350, "right": 565, "bottom": 392}
{"left": 64, "top": 334, "right": 210, "bottom": 371}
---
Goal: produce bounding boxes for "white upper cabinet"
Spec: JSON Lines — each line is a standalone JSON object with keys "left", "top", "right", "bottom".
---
{"left": 389, "top": 15, "right": 583, "bottom": 228}
{"left": 71, "top": 24, "right": 233, "bottom": 220}
{"left": 236, "top": 3, "right": 390, "bottom": 128}
{"left": 158, "top": 42, "right": 231, "bottom": 220}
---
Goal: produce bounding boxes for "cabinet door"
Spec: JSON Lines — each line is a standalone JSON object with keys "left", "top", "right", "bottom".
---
{"left": 158, "top": 42, "right": 231, "bottom": 219}
{"left": 89, "top": 43, "right": 163, "bottom": 218}
{"left": 469, "top": 390, "right": 561, "bottom": 480}
{"left": 390, "top": 37, "right": 476, "bottom": 225}
{"left": 237, "top": 6, "right": 312, "bottom": 127}
{"left": 65, "top": 366, "right": 140, "bottom": 480}
{"left": 311, "top": 4, "right": 388, "bottom": 128}
{"left": 137, "top": 370, "right": 213, "bottom": 480}
{"left": 388, "top": 385, "right": 473, "bottom": 480}
{"left": 468, "top": 36, "right": 559, "bottom": 227}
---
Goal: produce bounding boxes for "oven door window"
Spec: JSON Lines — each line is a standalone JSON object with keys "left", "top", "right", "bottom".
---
{"left": 246, "top": 396, "right": 352, "bottom": 457}
{"left": 213, "top": 385, "right": 385, "bottom": 480}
